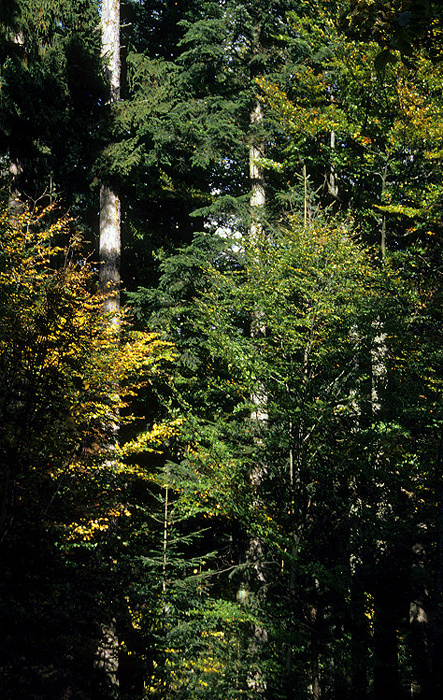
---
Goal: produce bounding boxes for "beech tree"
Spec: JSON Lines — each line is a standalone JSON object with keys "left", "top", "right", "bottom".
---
{"left": 0, "top": 204, "right": 176, "bottom": 696}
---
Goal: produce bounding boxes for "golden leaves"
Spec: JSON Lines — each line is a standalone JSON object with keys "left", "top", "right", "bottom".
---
{"left": 119, "top": 418, "right": 184, "bottom": 457}
{"left": 256, "top": 77, "right": 344, "bottom": 139}
{"left": 0, "top": 204, "right": 178, "bottom": 486}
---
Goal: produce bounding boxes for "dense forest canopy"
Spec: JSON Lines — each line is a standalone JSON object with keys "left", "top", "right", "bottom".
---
{"left": 1, "top": 1, "right": 443, "bottom": 699}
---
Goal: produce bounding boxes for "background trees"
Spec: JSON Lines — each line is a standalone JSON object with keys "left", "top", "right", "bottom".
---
{"left": 1, "top": 1, "right": 443, "bottom": 699}
{"left": 0, "top": 0, "right": 104, "bottom": 216}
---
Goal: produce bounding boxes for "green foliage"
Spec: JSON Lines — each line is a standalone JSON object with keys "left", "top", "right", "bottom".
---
{"left": 126, "top": 216, "right": 374, "bottom": 695}
{"left": 0, "top": 0, "right": 103, "bottom": 211}
{"left": 3, "top": 1, "right": 443, "bottom": 698}
{"left": 340, "top": 0, "right": 443, "bottom": 63}
{"left": 129, "top": 191, "right": 443, "bottom": 695}
{"left": 258, "top": 1, "right": 443, "bottom": 248}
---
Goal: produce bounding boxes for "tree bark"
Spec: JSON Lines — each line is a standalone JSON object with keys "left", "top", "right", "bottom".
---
{"left": 100, "top": 185, "right": 121, "bottom": 315}
{"left": 96, "top": 4, "right": 121, "bottom": 697}
{"left": 8, "top": 32, "right": 25, "bottom": 217}
{"left": 95, "top": 618, "right": 120, "bottom": 699}
{"left": 100, "top": 0, "right": 121, "bottom": 317}
{"left": 249, "top": 99, "right": 265, "bottom": 244}
{"left": 101, "top": 0, "right": 120, "bottom": 104}
{"left": 236, "top": 94, "right": 269, "bottom": 698}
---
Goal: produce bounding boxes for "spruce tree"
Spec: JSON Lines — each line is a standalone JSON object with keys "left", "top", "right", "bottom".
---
{"left": 0, "top": 0, "right": 103, "bottom": 214}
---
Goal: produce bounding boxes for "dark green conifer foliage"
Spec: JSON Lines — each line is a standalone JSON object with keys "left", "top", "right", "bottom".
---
{"left": 0, "top": 0, "right": 103, "bottom": 215}
{"left": 112, "top": 0, "right": 311, "bottom": 294}
{"left": 2, "top": 1, "right": 443, "bottom": 698}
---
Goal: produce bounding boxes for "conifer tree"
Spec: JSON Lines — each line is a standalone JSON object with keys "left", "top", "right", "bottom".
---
{"left": 0, "top": 0, "right": 103, "bottom": 212}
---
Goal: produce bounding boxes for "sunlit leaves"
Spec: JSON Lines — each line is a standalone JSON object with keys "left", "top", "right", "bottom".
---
{"left": 257, "top": 1, "right": 443, "bottom": 245}
{"left": 0, "top": 206, "right": 176, "bottom": 543}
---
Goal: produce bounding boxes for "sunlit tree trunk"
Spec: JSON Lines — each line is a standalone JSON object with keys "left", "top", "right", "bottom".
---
{"left": 100, "top": 0, "right": 121, "bottom": 316}
{"left": 95, "top": 3, "right": 121, "bottom": 697}
{"left": 249, "top": 97, "right": 267, "bottom": 423}
{"left": 8, "top": 31, "right": 25, "bottom": 217}
{"left": 100, "top": 185, "right": 121, "bottom": 315}
{"left": 236, "top": 94, "right": 269, "bottom": 698}
{"left": 371, "top": 320, "right": 387, "bottom": 417}
{"left": 328, "top": 130, "right": 339, "bottom": 203}
{"left": 249, "top": 100, "right": 265, "bottom": 245}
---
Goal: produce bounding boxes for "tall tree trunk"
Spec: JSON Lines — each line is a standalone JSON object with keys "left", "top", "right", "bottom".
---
{"left": 100, "top": 0, "right": 121, "bottom": 317}
{"left": 8, "top": 31, "right": 25, "bottom": 218}
{"left": 95, "top": 618, "right": 120, "bottom": 700}
{"left": 96, "top": 3, "right": 121, "bottom": 697}
{"left": 8, "top": 159, "right": 24, "bottom": 216}
{"left": 100, "top": 185, "right": 121, "bottom": 315}
{"left": 371, "top": 320, "right": 387, "bottom": 417}
{"left": 328, "top": 130, "right": 339, "bottom": 203}
{"left": 249, "top": 99, "right": 265, "bottom": 245}
{"left": 236, "top": 95, "right": 269, "bottom": 698}
{"left": 249, "top": 97, "right": 267, "bottom": 417}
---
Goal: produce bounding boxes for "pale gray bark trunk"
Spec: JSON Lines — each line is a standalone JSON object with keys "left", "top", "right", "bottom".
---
{"left": 236, "top": 96, "right": 269, "bottom": 698}
{"left": 8, "top": 32, "right": 25, "bottom": 216}
{"left": 100, "top": 0, "right": 121, "bottom": 317}
{"left": 101, "top": 0, "right": 120, "bottom": 103}
{"left": 328, "top": 130, "right": 339, "bottom": 202}
{"left": 100, "top": 185, "right": 121, "bottom": 315}
{"left": 249, "top": 98, "right": 267, "bottom": 422}
{"left": 8, "top": 160, "right": 24, "bottom": 214}
{"left": 96, "top": 5, "right": 121, "bottom": 697}
{"left": 371, "top": 319, "right": 387, "bottom": 417}
{"left": 249, "top": 100, "right": 266, "bottom": 241}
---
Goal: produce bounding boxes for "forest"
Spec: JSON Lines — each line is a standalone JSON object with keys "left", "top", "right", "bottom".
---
{"left": 1, "top": 1, "right": 443, "bottom": 698}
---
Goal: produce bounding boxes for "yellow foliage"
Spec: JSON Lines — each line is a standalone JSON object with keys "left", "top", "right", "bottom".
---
{"left": 0, "top": 205, "right": 179, "bottom": 546}
{"left": 64, "top": 503, "right": 132, "bottom": 543}
{"left": 119, "top": 418, "right": 184, "bottom": 456}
